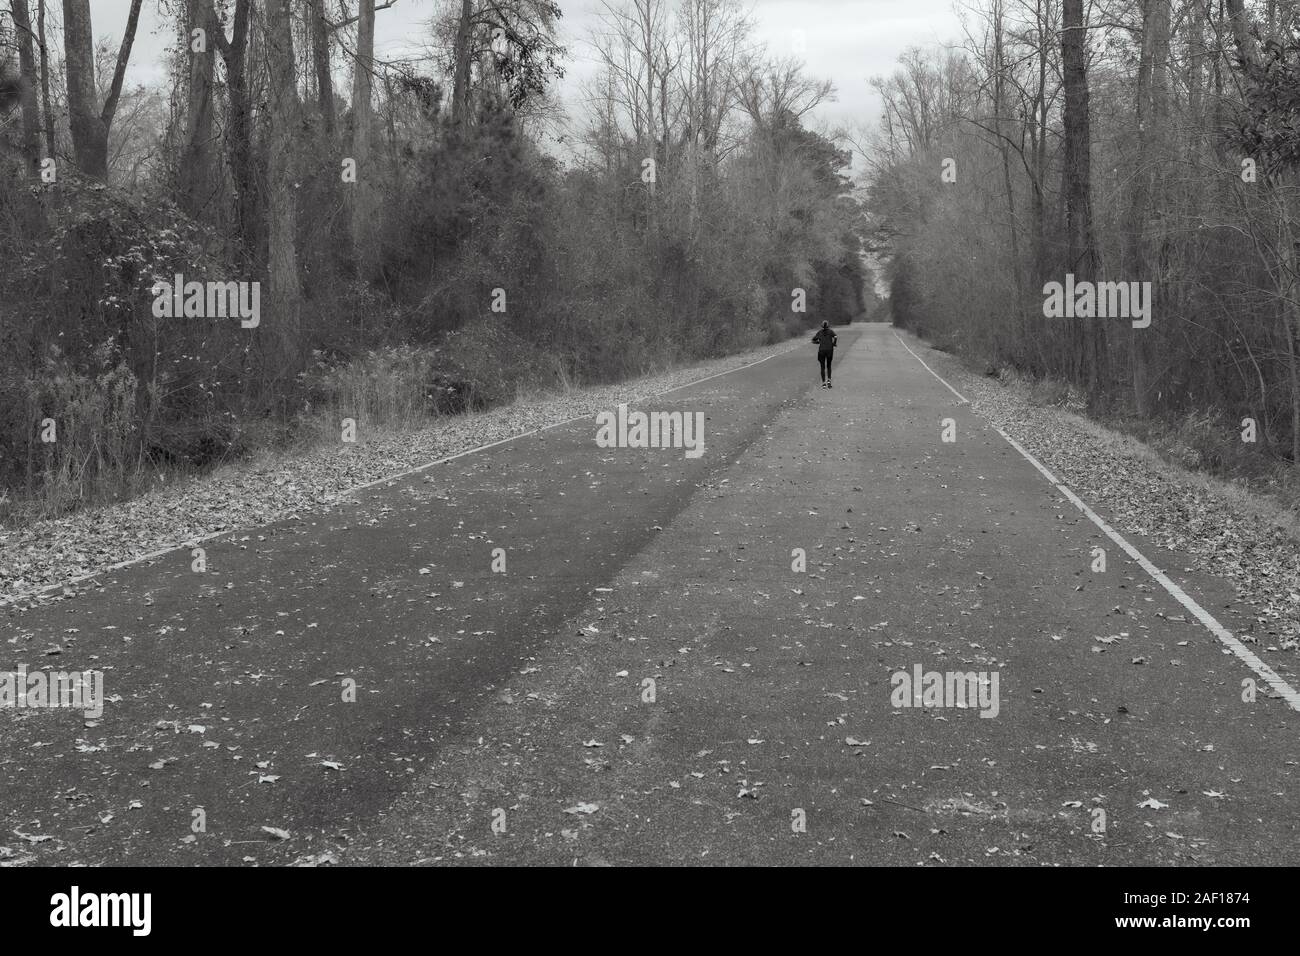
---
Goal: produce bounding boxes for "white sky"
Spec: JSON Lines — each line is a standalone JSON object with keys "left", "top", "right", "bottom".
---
{"left": 82, "top": 0, "right": 962, "bottom": 139}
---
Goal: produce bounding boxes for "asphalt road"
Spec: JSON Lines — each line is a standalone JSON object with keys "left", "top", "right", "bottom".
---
{"left": 3, "top": 323, "right": 1297, "bottom": 866}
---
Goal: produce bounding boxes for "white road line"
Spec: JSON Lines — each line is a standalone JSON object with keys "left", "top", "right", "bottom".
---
{"left": 896, "top": 329, "right": 1300, "bottom": 713}
{"left": 264, "top": 347, "right": 788, "bottom": 501}
{"left": 1, "top": 348, "right": 787, "bottom": 608}
{"left": 0, "top": 528, "right": 238, "bottom": 610}
{"left": 658, "top": 346, "right": 792, "bottom": 395}
{"left": 893, "top": 332, "right": 970, "bottom": 404}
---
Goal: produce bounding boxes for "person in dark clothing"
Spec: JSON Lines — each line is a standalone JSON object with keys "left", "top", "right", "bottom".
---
{"left": 812, "top": 321, "right": 837, "bottom": 388}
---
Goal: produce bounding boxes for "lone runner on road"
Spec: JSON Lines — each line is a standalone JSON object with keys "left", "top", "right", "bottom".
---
{"left": 812, "top": 321, "right": 837, "bottom": 388}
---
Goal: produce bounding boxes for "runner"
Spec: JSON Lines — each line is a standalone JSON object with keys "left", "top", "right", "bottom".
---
{"left": 811, "top": 321, "right": 837, "bottom": 388}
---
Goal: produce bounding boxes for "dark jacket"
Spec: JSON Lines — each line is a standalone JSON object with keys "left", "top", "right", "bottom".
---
{"left": 812, "top": 328, "right": 837, "bottom": 352}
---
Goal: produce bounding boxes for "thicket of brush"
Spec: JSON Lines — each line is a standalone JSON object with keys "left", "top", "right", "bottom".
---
{"left": 0, "top": 0, "right": 870, "bottom": 523}
{"left": 865, "top": 2, "right": 1300, "bottom": 497}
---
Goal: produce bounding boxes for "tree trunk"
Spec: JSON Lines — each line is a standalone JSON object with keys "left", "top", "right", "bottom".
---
{"left": 1285, "top": 303, "right": 1300, "bottom": 465}
{"left": 1030, "top": 0, "right": 1049, "bottom": 288}
{"left": 60, "top": 0, "right": 143, "bottom": 180}
{"left": 1062, "top": 0, "right": 1100, "bottom": 391}
{"left": 991, "top": 0, "right": 1022, "bottom": 305}
{"left": 1187, "top": 0, "right": 1205, "bottom": 130}
{"left": 61, "top": 0, "right": 107, "bottom": 178}
{"left": 643, "top": 1, "right": 656, "bottom": 192}
{"left": 310, "top": 0, "right": 335, "bottom": 136}
{"left": 1127, "top": 0, "right": 1165, "bottom": 417}
{"left": 37, "top": 0, "right": 54, "bottom": 159}
{"left": 178, "top": 0, "right": 217, "bottom": 217}
{"left": 1276, "top": 192, "right": 1300, "bottom": 464}
{"left": 1225, "top": 0, "right": 1256, "bottom": 63}
{"left": 216, "top": 0, "right": 255, "bottom": 248}
{"left": 351, "top": 0, "right": 377, "bottom": 273}
{"left": 264, "top": 0, "right": 303, "bottom": 366}
{"left": 9, "top": 0, "right": 42, "bottom": 173}
{"left": 452, "top": 0, "right": 473, "bottom": 123}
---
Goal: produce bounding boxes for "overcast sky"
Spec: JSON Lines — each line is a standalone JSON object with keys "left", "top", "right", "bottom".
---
{"left": 82, "top": 0, "right": 962, "bottom": 141}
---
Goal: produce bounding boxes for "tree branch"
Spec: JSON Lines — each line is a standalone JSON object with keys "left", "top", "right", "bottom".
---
{"left": 327, "top": 0, "right": 397, "bottom": 31}
{"left": 100, "top": 0, "right": 144, "bottom": 128}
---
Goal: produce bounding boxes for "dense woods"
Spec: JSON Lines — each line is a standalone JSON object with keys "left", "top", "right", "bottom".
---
{"left": 866, "top": 0, "right": 1300, "bottom": 483}
{"left": 0, "top": 0, "right": 869, "bottom": 520}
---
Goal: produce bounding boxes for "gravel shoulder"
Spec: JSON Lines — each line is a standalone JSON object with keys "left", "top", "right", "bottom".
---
{"left": 0, "top": 339, "right": 802, "bottom": 608}
{"left": 907, "top": 336, "right": 1300, "bottom": 665}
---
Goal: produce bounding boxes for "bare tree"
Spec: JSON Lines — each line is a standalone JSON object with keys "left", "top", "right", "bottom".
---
{"left": 213, "top": 0, "right": 255, "bottom": 245}
{"left": 589, "top": 0, "right": 676, "bottom": 151}
{"left": 351, "top": 0, "right": 376, "bottom": 272}
{"left": 37, "top": 0, "right": 53, "bottom": 158}
{"left": 677, "top": 0, "right": 749, "bottom": 235}
{"left": 7, "top": 0, "right": 42, "bottom": 171}
{"left": 1061, "top": 0, "right": 1100, "bottom": 389}
{"left": 1124, "top": 0, "right": 1170, "bottom": 416}
{"left": 737, "top": 55, "right": 833, "bottom": 132}
{"left": 310, "top": 0, "right": 335, "bottom": 135}
{"left": 60, "top": 0, "right": 144, "bottom": 179}
{"left": 452, "top": 0, "right": 472, "bottom": 121}
{"left": 178, "top": 0, "right": 218, "bottom": 216}
{"left": 264, "top": 0, "right": 303, "bottom": 362}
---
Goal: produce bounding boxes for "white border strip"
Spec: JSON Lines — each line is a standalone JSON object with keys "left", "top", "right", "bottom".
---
{"left": 341, "top": 345, "right": 789, "bottom": 497}
{"left": 894, "top": 333, "right": 970, "bottom": 404}
{"left": 1, "top": 348, "right": 788, "bottom": 608}
{"left": 895, "top": 330, "right": 1300, "bottom": 712}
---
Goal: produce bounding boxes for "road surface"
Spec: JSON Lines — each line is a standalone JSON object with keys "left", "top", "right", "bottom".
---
{"left": 3, "top": 323, "right": 1297, "bottom": 866}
